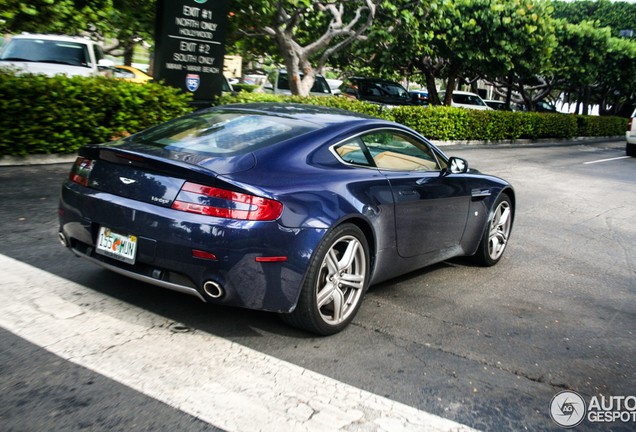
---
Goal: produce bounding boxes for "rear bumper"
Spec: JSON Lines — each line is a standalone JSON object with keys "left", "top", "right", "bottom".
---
{"left": 59, "top": 181, "right": 326, "bottom": 312}
{"left": 627, "top": 131, "right": 636, "bottom": 145}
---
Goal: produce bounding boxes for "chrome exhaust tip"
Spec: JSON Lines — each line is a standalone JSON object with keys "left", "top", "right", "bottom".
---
{"left": 203, "top": 281, "right": 224, "bottom": 299}
{"left": 58, "top": 232, "right": 68, "bottom": 247}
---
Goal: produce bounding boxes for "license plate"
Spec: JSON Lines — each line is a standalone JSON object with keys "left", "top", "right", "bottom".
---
{"left": 96, "top": 226, "right": 137, "bottom": 264}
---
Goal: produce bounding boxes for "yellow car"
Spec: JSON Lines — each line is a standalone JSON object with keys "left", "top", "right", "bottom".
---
{"left": 113, "top": 65, "right": 152, "bottom": 83}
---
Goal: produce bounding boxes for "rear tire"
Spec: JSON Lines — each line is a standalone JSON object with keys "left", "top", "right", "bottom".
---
{"left": 280, "top": 223, "right": 370, "bottom": 335}
{"left": 627, "top": 143, "right": 636, "bottom": 157}
{"left": 471, "top": 193, "right": 513, "bottom": 267}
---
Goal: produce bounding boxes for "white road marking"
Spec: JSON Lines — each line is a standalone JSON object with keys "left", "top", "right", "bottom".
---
{"left": 583, "top": 156, "right": 630, "bottom": 165}
{"left": 0, "top": 254, "right": 477, "bottom": 432}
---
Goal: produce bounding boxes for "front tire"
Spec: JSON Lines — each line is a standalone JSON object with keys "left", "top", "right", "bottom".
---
{"left": 281, "top": 223, "right": 370, "bottom": 335}
{"left": 471, "top": 193, "right": 513, "bottom": 266}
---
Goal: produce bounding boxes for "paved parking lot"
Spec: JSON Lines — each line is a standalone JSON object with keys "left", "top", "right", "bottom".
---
{"left": 0, "top": 139, "right": 634, "bottom": 431}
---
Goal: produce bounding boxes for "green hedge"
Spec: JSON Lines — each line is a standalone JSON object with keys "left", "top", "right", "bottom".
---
{"left": 0, "top": 70, "right": 193, "bottom": 156}
{"left": 218, "top": 93, "right": 627, "bottom": 141}
{"left": 0, "top": 73, "right": 627, "bottom": 157}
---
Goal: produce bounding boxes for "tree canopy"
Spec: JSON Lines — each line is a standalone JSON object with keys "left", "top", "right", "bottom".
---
{"left": 229, "top": 0, "right": 379, "bottom": 97}
{"left": 1, "top": 0, "right": 635, "bottom": 114}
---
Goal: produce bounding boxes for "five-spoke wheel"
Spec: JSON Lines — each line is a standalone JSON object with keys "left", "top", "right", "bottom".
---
{"left": 281, "top": 223, "right": 369, "bottom": 335}
{"left": 472, "top": 193, "right": 514, "bottom": 266}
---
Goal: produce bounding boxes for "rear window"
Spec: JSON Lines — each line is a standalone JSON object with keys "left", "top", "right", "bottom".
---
{"left": 132, "top": 110, "right": 322, "bottom": 156}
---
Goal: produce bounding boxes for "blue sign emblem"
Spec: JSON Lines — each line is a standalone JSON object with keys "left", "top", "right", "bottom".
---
{"left": 186, "top": 74, "right": 200, "bottom": 92}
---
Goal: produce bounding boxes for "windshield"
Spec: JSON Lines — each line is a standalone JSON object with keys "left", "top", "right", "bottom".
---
{"left": 132, "top": 110, "right": 322, "bottom": 157}
{"left": 358, "top": 81, "right": 409, "bottom": 99}
{"left": 0, "top": 38, "right": 90, "bottom": 67}
{"left": 452, "top": 93, "right": 486, "bottom": 106}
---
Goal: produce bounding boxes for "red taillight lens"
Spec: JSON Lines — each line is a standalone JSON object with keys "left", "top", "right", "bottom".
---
{"left": 69, "top": 157, "right": 93, "bottom": 187}
{"left": 192, "top": 249, "right": 217, "bottom": 260}
{"left": 172, "top": 182, "right": 283, "bottom": 221}
{"left": 629, "top": 118, "right": 633, "bottom": 132}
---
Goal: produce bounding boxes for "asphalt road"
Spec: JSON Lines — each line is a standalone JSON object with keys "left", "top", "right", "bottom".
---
{"left": 0, "top": 139, "right": 634, "bottom": 431}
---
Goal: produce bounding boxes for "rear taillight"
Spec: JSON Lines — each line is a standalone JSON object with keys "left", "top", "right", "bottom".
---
{"left": 172, "top": 182, "right": 283, "bottom": 221}
{"left": 629, "top": 118, "right": 633, "bottom": 132}
{"left": 69, "top": 157, "right": 94, "bottom": 187}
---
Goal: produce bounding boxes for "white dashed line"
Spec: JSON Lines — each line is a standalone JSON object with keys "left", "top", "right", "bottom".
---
{"left": 0, "top": 254, "right": 478, "bottom": 432}
{"left": 583, "top": 156, "right": 630, "bottom": 164}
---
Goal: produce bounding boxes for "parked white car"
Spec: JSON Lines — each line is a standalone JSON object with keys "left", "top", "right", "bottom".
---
{"left": 627, "top": 108, "right": 636, "bottom": 157}
{"left": 438, "top": 90, "right": 493, "bottom": 110}
{"left": 261, "top": 69, "right": 332, "bottom": 96}
{"left": 0, "top": 34, "right": 114, "bottom": 77}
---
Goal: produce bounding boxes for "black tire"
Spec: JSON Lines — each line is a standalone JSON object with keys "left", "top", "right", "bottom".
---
{"left": 471, "top": 193, "right": 513, "bottom": 267}
{"left": 280, "top": 223, "right": 370, "bottom": 335}
{"left": 627, "top": 143, "right": 636, "bottom": 157}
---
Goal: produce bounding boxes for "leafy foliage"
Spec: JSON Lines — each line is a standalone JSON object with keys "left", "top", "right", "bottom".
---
{"left": 0, "top": 70, "right": 192, "bottom": 156}
{"left": 551, "top": 0, "right": 636, "bottom": 38}
{"left": 231, "top": 83, "right": 259, "bottom": 93}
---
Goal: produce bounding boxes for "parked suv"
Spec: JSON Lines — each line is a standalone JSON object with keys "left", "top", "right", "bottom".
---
{"left": 0, "top": 34, "right": 114, "bottom": 77}
{"left": 261, "top": 69, "right": 332, "bottom": 96}
{"left": 341, "top": 77, "right": 418, "bottom": 106}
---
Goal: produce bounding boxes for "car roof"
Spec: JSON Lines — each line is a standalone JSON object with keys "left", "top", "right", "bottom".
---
{"left": 348, "top": 77, "right": 402, "bottom": 84}
{"left": 273, "top": 69, "right": 326, "bottom": 78}
{"left": 212, "top": 103, "right": 378, "bottom": 127}
{"left": 10, "top": 34, "right": 96, "bottom": 45}
{"left": 440, "top": 90, "right": 482, "bottom": 96}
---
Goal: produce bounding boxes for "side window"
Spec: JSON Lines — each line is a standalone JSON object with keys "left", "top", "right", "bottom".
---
{"left": 361, "top": 132, "right": 440, "bottom": 171}
{"left": 277, "top": 73, "right": 290, "bottom": 90}
{"left": 93, "top": 44, "right": 104, "bottom": 63}
{"left": 333, "top": 138, "right": 372, "bottom": 167}
{"left": 311, "top": 76, "right": 331, "bottom": 94}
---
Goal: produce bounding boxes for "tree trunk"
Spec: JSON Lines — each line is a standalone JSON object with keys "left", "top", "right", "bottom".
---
{"left": 582, "top": 87, "right": 590, "bottom": 116}
{"left": 424, "top": 70, "right": 440, "bottom": 105}
{"left": 504, "top": 75, "right": 513, "bottom": 110}
{"left": 444, "top": 64, "right": 460, "bottom": 106}
{"left": 123, "top": 41, "right": 135, "bottom": 67}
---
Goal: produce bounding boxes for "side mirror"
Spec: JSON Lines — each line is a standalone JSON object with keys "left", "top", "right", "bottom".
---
{"left": 443, "top": 157, "right": 468, "bottom": 175}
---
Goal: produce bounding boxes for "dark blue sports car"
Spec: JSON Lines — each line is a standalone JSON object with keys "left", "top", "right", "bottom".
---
{"left": 59, "top": 103, "right": 514, "bottom": 335}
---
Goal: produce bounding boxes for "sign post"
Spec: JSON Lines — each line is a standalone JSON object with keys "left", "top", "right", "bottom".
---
{"left": 154, "top": 0, "right": 230, "bottom": 104}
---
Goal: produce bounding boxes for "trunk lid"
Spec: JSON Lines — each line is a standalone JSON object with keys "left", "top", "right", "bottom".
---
{"left": 79, "top": 142, "right": 256, "bottom": 207}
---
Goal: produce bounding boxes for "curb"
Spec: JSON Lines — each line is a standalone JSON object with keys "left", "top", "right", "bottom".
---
{"left": 0, "top": 153, "right": 78, "bottom": 167}
{"left": 431, "top": 135, "right": 624, "bottom": 148}
{"left": 0, "top": 136, "right": 625, "bottom": 166}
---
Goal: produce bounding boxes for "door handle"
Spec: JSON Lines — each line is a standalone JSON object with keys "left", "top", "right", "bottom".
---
{"left": 400, "top": 190, "right": 416, "bottom": 195}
